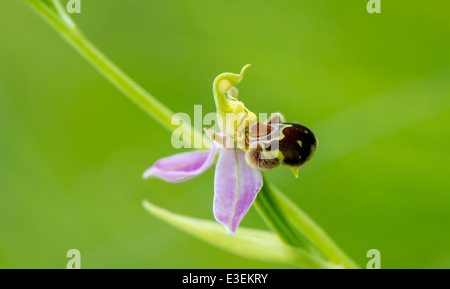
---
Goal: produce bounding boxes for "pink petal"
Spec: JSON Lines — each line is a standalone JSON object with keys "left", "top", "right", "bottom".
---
{"left": 213, "top": 148, "right": 263, "bottom": 235}
{"left": 143, "top": 143, "right": 218, "bottom": 183}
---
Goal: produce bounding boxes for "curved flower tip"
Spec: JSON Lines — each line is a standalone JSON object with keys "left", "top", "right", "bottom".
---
{"left": 143, "top": 143, "right": 218, "bottom": 183}
{"left": 213, "top": 148, "right": 263, "bottom": 235}
{"left": 213, "top": 64, "right": 252, "bottom": 117}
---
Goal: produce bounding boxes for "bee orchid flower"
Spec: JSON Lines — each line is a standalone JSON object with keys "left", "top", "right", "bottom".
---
{"left": 143, "top": 65, "right": 317, "bottom": 235}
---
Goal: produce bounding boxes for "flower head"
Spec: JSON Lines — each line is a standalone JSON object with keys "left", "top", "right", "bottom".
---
{"left": 143, "top": 65, "right": 317, "bottom": 235}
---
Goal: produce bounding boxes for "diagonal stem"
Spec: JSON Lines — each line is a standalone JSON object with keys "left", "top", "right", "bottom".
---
{"left": 25, "top": 0, "right": 206, "bottom": 148}
{"left": 254, "top": 184, "right": 316, "bottom": 251}
{"left": 255, "top": 174, "right": 359, "bottom": 269}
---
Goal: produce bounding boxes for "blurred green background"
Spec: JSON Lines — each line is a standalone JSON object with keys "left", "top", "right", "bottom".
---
{"left": 1, "top": 0, "right": 450, "bottom": 269}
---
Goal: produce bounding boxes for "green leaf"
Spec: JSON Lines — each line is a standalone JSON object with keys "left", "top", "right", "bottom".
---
{"left": 142, "top": 200, "right": 338, "bottom": 269}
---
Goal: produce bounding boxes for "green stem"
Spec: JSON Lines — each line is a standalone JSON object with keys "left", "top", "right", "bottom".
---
{"left": 256, "top": 175, "right": 360, "bottom": 269}
{"left": 254, "top": 185, "right": 318, "bottom": 254}
{"left": 25, "top": 0, "right": 206, "bottom": 148}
